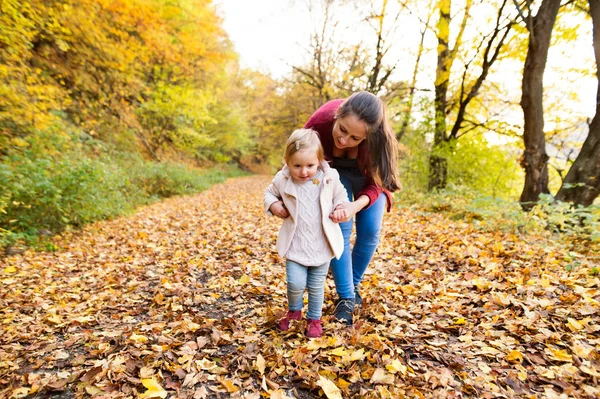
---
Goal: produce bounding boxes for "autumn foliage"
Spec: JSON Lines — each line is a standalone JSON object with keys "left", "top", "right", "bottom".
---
{"left": 1, "top": 176, "right": 598, "bottom": 398}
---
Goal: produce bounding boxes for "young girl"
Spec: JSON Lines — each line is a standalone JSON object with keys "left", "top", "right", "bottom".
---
{"left": 264, "top": 128, "right": 349, "bottom": 338}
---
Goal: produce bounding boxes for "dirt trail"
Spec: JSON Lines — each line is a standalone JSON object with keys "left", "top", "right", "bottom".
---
{"left": 1, "top": 176, "right": 598, "bottom": 398}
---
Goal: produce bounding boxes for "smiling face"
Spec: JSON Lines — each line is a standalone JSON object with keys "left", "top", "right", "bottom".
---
{"left": 332, "top": 114, "right": 368, "bottom": 149}
{"left": 287, "top": 149, "right": 319, "bottom": 183}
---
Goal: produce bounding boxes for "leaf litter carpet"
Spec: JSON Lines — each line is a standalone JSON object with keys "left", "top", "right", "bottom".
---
{"left": 1, "top": 176, "right": 599, "bottom": 399}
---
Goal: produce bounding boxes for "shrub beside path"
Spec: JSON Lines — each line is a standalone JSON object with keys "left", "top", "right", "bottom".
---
{"left": 1, "top": 175, "right": 598, "bottom": 398}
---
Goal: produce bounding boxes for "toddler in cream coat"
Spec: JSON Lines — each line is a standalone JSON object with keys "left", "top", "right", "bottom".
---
{"left": 264, "top": 128, "right": 348, "bottom": 338}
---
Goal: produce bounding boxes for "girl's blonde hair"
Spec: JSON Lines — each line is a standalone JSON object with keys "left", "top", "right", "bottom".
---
{"left": 284, "top": 128, "right": 324, "bottom": 163}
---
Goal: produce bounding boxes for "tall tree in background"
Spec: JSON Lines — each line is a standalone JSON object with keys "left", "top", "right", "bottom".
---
{"left": 360, "top": 0, "right": 405, "bottom": 96}
{"left": 291, "top": 0, "right": 407, "bottom": 102}
{"left": 517, "top": 0, "right": 561, "bottom": 209}
{"left": 291, "top": 0, "right": 340, "bottom": 103}
{"left": 429, "top": 0, "right": 513, "bottom": 190}
{"left": 555, "top": 0, "right": 600, "bottom": 206}
{"left": 430, "top": 0, "right": 472, "bottom": 190}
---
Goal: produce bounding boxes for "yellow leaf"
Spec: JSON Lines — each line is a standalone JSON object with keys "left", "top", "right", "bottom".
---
{"left": 566, "top": 318, "right": 583, "bottom": 331}
{"left": 238, "top": 274, "right": 250, "bottom": 285}
{"left": 370, "top": 368, "right": 395, "bottom": 385}
{"left": 305, "top": 336, "right": 338, "bottom": 350}
{"left": 385, "top": 359, "right": 407, "bottom": 375}
{"left": 400, "top": 285, "right": 416, "bottom": 295}
{"left": 546, "top": 348, "right": 572, "bottom": 362}
{"left": 506, "top": 350, "right": 523, "bottom": 364}
{"left": 139, "top": 378, "right": 167, "bottom": 399}
{"left": 572, "top": 342, "right": 593, "bottom": 359}
{"left": 336, "top": 378, "right": 351, "bottom": 389}
{"left": 3, "top": 266, "right": 17, "bottom": 274}
{"left": 270, "top": 389, "right": 293, "bottom": 399}
{"left": 454, "top": 317, "right": 466, "bottom": 325}
{"left": 492, "top": 293, "right": 511, "bottom": 306}
{"left": 46, "top": 314, "right": 62, "bottom": 324}
{"left": 348, "top": 348, "right": 367, "bottom": 361}
{"left": 492, "top": 241, "right": 504, "bottom": 255}
{"left": 154, "top": 293, "right": 164, "bottom": 304}
{"left": 329, "top": 347, "right": 349, "bottom": 357}
{"left": 10, "top": 387, "right": 30, "bottom": 398}
{"left": 473, "top": 278, "right": 491, "bottom": 291}
{"left": 316, "top": 375, "right": 342, "bottom": 399}
{"left": 478, "top": 362, "right": 491, "bottom": 373}
{"left": 580, "top": 365, "right": 600, "bottom": 377}
{"left": 130, "top": 333, "right": 149, "bottom": 343}
{"left": 85, "top": 386, "right": 104, "bottom": 395}
{"left": 218, "top": 377, "right": 239, "bottom": 393}
{"left": 256, "top": 354, "right": 265, "bottom": 374}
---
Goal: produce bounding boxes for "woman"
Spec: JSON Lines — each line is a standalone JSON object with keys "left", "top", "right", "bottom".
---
{"left": 304, "top": 91, "right": 401, "bottom": 325}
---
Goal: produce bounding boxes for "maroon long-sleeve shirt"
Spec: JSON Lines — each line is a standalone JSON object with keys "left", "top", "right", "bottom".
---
{"left": 304, "top": 99, "right": 392, "bottom": 211}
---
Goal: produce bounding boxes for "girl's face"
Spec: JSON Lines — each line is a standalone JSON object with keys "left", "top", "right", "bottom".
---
{"left": 332, "top": 114, "right": 368, "bottom": 149}
{"left": 287, "top": 149, "right": 319, "bottom": 183}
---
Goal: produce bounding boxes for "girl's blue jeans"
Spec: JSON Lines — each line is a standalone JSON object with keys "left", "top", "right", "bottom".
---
{"left": 330, "top": 174, "right": 385, "bottom": 300}
{"left": 286, "top": 260, "right": 329, "bottom": 320}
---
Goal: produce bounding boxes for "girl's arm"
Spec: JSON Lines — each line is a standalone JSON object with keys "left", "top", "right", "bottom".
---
{"left": 264, "top": 180, "right": 289, "bottom": 218}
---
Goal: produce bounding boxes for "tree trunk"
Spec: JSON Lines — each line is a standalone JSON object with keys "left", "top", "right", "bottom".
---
{"left": 430, "top": 0, "right": 452, "bottom": 191}
{"left": 519, "top": 0, "right": 561, "bottom": 210}
{"left": 429, "top": 0, "right": 471, "bottom": 191}
{"left": 428, "top": 155, "right": 448, "bottom": 191}
{"left": 554, "top": 0, "right": 600, "bottom": 206}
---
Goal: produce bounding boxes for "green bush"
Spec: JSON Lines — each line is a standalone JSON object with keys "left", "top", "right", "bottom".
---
{"left": 0, "top": 129, "right": 247, "bottom": 251}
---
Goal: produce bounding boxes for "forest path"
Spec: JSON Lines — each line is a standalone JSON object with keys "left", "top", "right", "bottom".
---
{"left": 1, "top": 175, "right": 598, "bottom": 398}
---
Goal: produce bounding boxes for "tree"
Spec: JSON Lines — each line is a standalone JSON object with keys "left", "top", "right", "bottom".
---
{"left": 290, "top": 0, "right": 408, "bottom": 102}
{"left": 555, "top": 0, "right": 600, "bottom": 206}
{"left": 517, "top": 0, "right": 562, "bottom": 209}
{"left": 291, "top": 0, "right": 342, "bottom": 103}
{"left": 429, "top": 0, "right": 514, "bottom": 191}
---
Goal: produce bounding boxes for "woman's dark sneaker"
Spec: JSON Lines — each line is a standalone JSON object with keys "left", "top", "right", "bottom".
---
{"left": 333, "top": 298, "right": 354, "bottom": 325}
{"left": 354, "top": 288, "right": 363, "bottom": 307}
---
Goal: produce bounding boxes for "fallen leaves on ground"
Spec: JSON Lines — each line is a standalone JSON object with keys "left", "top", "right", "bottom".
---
{"left": 0, "top": 176, "right": 598, "bottom": 398}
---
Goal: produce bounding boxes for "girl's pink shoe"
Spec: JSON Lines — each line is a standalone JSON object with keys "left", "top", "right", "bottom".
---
{"left": 277, "top": 310, "right": 302, "bottom": 331}
{"left": 306, "top": 319, "right": 322, "bottom": 338}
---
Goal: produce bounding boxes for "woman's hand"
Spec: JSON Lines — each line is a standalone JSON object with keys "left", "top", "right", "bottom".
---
{"left": 269, "top": 201, "right": 289, "bottom": 219}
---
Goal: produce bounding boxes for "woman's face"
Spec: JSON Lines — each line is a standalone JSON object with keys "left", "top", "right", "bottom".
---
{"left": 332, "top": 114, "right": 367, "bottom": 149}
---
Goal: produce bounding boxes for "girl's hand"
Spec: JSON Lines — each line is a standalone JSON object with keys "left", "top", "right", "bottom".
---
{"left": 329, "top": 198, "right": 367, "bottom": 223}
{"left": 269, "top": 201, "right": 289, "bottom": 219}
{"left": 330, "top": 207, "right": 348, "bottom": 223}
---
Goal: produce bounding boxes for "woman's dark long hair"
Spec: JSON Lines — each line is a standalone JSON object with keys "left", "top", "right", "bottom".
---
{"left": 336, "top": 91, "right": 401, "bottom": 192}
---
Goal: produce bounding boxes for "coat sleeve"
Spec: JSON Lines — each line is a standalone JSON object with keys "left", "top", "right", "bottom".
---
{"left": 263, "top": 171, "right": 282, "bottom": 216}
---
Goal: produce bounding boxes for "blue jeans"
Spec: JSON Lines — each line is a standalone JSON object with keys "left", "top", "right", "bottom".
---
{"left": 286, "top": 260, "right": 329, "bottom": 320}
{"left": 330, "top": 174, "right": 385, "bottom": 299}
